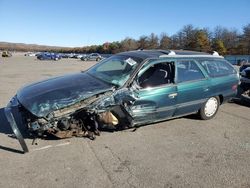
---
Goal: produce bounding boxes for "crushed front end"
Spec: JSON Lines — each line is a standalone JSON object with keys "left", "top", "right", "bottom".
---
{"left": 4, "top": 87, "right": 136, "bottom": 153}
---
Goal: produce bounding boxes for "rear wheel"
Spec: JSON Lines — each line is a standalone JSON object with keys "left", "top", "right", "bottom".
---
{"left": 199, "top": 96, "right": 220, "bottom": 120}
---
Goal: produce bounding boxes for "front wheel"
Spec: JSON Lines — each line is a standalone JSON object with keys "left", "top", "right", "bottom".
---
{"left": 199, "top": 96, "right": 220, "bottom": 120}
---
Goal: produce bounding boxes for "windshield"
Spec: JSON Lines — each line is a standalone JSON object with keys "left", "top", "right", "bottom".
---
{"left": 87, "top": 55, "right": 142, "bottom": 86}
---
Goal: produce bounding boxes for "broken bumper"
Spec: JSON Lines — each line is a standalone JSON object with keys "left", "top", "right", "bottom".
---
{"left": 4, "top": 97, "right": 29, "bottom": 153}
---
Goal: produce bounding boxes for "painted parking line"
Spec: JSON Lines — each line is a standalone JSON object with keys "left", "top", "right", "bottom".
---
{"left": 32, "top": 142, "right": 71, "bottom": 151}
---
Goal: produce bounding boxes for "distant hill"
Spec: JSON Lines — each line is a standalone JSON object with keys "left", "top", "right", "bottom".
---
{"left": 0, "top": 41, "right": 69, "bottom": 52}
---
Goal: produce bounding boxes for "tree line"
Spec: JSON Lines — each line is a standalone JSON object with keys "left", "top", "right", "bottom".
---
{"left": 1, "top": 24, "right": 250, "bottom": 55}
{"left": 59, "top": 23, "right": 250, "bottom": 55}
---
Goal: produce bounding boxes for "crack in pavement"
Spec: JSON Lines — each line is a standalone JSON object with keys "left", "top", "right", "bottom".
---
{"left": 105, "top": 145, "right": 140, "bottom": 188}
{"left": 87, "top": 142, "right": 115, "bottom": 187}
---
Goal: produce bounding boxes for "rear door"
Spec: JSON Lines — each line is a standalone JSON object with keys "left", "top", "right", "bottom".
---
{"left": 175, "top": 59, "right": 209, "bottom": 116}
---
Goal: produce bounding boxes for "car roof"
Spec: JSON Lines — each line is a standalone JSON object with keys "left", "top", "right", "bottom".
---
{"left": 117, "top": 50, "right": 223, "bottom": 60}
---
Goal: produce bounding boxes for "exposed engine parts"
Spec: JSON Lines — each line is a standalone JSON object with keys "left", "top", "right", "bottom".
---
{"left": 28, "top": 113, "right": 98, "bottom": 140}
{"left": 26, "top": 104, "right": 133, "bottom": 142}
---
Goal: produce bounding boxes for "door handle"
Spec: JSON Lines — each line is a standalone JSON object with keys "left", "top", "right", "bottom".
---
{"left": 168, "top": 93, "right": 178, "bottom": 98}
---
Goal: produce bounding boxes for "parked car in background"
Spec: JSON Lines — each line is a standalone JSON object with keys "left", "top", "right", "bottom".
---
{"left": 81, "top": 53, "right": 103, "bottom": 61}
{"left": 24, "top": 52, "right": 36, "bottom": 57}
{"left": 76, "top": 54, "right": 86, "bottom": 59}
{"left": 35, "top": 52, "right": 41, "bottom": 57}
{"left": 239, "top": 64, "right": 250, "bottom": 104}
{"left": 72, "top": 54, "right": 86, "bottom": 59}
{"left": 101, "top": 54, "right": 112, "bottom": 59}
{"left": 239, "top": 63, "right": 250, "bottom": 73}
{"left": 37, "top": 52, "right": 61, "bottom": 61}
{"left": 68, "top": 53, "right": 75, "bottom": 58}
{"left": 72, "top": 54, "right": 79, "bottom": 58}
{"left": 2, "top": 51, "right": 12, "bottom": 57}
{"left": 59, "top": 53, "right": 70, "bottom": 58}
{"left": 4, "top": 50, "right": 239, "bottom": 153}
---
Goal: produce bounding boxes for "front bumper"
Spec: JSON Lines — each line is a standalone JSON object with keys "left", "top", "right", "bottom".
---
{"left": 4, "top": 97, "right": 29, "bottom": 153}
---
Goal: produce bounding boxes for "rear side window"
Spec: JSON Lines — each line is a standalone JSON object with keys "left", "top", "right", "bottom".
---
{"left": 177, "top": 60, "right": 205, "bottom": 83}
{"left": 200, "top": 60, "right": 236, "bottom": 77}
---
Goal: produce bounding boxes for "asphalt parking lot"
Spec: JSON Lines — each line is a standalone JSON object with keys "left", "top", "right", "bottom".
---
{"left": 0, "top": 54, "right": 249, "bottom": 188}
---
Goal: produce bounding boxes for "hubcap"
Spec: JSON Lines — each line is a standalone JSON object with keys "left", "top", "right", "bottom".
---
{"left": 204, "top": 97, "right": 218, "bottom": 117}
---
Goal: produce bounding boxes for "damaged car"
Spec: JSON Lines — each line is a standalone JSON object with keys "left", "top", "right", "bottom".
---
{"left": 239, "top": 64, "right": 250, "bottom": 103}
{"left": 4, "top": 50, "right": 239, "bottom": 153}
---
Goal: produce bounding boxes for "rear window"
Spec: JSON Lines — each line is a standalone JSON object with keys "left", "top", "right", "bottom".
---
{"left": 200, "top": 60, "right": 236, "bottom": 77}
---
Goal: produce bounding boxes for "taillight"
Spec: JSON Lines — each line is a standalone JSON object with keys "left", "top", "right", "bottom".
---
{"left": 232, "top": 84, "right": 238, "bottom": 91}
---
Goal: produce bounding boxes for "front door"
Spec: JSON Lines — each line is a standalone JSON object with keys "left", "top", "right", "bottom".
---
{"left": 130, "top": 61, "right": 177, "bottom": 124}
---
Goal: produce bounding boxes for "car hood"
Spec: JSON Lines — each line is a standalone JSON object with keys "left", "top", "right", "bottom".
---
{"left": 16, "top": 72, "right": 113, "bottom": 117}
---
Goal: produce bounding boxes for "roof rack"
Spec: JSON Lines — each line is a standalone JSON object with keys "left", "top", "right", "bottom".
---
{"left": 168, "top": 50, "right": 176, "bottom": 55}
{"left": 159, "top": 50, "right": 223, "bottom": 58}
{"left": 124, "top": 49, "right": 223, "bottom": 59}
{"left": 159, "top": 50, "right": 176, "bottom": 58}
{"left": 212, "top": 51, "right": 220, "bottom": 56}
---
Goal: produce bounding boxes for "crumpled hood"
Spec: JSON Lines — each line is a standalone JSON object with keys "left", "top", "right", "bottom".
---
{"left": 17, "top": 72, "right": 113, "bottom": 117}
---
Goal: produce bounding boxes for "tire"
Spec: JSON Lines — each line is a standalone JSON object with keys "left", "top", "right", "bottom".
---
{"left": 54, "top": 57, "right": 58, "bottom": 61}
{"left": 199, "top": 96, "right": 220, "bottom": 120}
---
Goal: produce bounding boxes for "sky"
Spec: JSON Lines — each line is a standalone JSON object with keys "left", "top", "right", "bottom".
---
{"left": 0, "top": 0, "right": 250, "bottom": 47}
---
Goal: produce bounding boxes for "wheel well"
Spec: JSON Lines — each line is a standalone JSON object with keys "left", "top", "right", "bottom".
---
{"left": 218, "top": 95, "right": 223, "bottom": 104}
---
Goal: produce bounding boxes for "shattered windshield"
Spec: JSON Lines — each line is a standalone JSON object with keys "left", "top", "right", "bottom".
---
{"left": 87, "top": 55, "right": 142, "bottom": 87}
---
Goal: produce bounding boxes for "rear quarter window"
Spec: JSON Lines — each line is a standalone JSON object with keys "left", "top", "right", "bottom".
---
{"left": 200, "top": 60, "right": 236, "bottom": 77}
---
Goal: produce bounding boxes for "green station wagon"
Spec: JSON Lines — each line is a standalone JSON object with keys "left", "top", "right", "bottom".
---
{"left": 5, "top": 50, "right": 239, "bottom": 153}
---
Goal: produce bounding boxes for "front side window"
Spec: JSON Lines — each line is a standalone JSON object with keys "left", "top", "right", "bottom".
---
{"left": 138, "top": 62, "right": 175, "bottom": 88}
{"left": 177, "top": 60, "right": 205, "bottom": 83}
{"left": 87, "top": 55, "right": 142, "bottom": 86}
{"left": 199, "top": 59, "right": 236, "bottom": 77}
